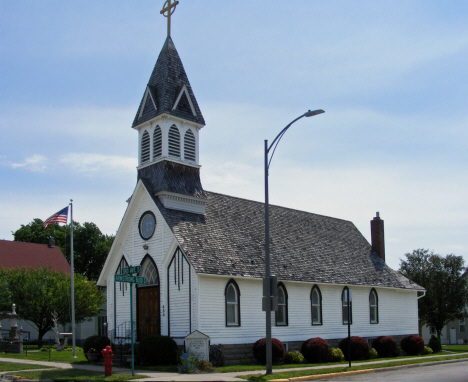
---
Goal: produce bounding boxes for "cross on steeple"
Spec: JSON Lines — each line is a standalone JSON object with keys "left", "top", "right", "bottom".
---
{"left": 160, "top": 0, "right": 179, "bottom": 37}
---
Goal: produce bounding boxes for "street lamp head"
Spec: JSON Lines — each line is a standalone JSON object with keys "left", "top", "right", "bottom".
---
{"left": 304, "top": 109, "right": 325, "bottom": 117}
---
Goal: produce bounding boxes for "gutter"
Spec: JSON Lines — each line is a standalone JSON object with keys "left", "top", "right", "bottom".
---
{"left": 417, "top": 291, "right": 426, "bottom": 299}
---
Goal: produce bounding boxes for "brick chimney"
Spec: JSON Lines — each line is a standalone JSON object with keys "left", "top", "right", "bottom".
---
{"left": 370, "top": 212, "right": 385, "bottom": 262}
{"left": 48, "top": 236, "right": 55, "bottom": 248}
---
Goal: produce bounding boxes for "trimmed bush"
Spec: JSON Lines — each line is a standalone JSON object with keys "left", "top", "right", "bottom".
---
{"left": 401, "top": 335, "right": 424, "bottom": 356}
{"left": 328, "top": 347, "right": 344, "bottom": 362}
{"left": 209, "top": 344, "right": 225, "bottom": 367}
{"left": 368, "top": 348, "right": 378, "bottom": 359}
{"left": 372, "top": 336, "right": 398, "bottom": 357}
{"left": 83, "top": 335, "right": 100, "bottom": 354}
{"left": 93, "top": 335, "right": 111, "bottom": 354}
{"left": 301, "top": 337, "right": 329, "bottom": 363}
{"left": 284, "top": 350, "right": 304, "bottom": 364}
{"left": 339, "top": 336, "right": 370, "bottom": 361}
{"left": 429, "top": 335, "right": 442, "bottom": 353}
{"left": 252, "top": 337, "right": 285, "bottom": 365}
{"left": 422, "top": 346, "right": 433, "bottom": 355}
{"left": 138, "top": 335, "right": 178, "bottom": 366}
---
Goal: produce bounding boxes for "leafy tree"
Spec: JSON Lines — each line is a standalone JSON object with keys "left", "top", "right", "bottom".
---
{"left": 12, "top": 219, "right": 114, "bottom": 281}
{"left": 399, "top": 249, "right": 468, "bottom": 340}
{"left": 0, "top": 266, "right": 105, "bottom": 343}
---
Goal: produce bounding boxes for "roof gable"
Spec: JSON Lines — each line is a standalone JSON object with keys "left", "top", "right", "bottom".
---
{"left": 133, "top": 36, "right": 205, "bottom": 127}
{"left": 0, "top": 240, "right": 71, "bottom": 274}
{"left": 147, "top": 191, "right": 422, "bottom": 291}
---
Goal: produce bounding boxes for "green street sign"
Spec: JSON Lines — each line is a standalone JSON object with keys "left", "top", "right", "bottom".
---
{"left": 114, "top": 275, "right": 147, "bottom": 284}
{"left": 121, "top": 266, "right": 141, "bottom": 275}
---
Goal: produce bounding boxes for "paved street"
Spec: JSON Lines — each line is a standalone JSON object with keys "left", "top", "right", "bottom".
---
{"left": 311, "top": 361, "right": 468, "bottom": 382}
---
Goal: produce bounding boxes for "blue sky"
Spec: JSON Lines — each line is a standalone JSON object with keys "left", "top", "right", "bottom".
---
{"left": 1, "top": 1, "right": 467, "bottom": 270}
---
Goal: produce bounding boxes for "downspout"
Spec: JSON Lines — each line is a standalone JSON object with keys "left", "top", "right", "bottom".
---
{"left": 417, "top": 291, "right": 426, "bottom": 299}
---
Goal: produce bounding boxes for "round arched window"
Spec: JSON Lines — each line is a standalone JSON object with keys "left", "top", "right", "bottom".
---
{"left": 139, "top": 211, "right": 156, "bottom": 240}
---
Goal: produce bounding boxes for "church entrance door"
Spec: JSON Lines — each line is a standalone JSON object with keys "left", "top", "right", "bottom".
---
{"left": 137, "top": 286, "right": 160, "bottom": 340}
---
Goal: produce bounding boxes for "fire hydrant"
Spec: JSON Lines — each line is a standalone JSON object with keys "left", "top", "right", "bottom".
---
{"left": 101, "top": 345, "right": 113, "bottom": 376}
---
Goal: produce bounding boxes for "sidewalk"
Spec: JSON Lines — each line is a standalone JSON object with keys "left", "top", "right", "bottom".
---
{"left": 1, "top": 352, "right": 467, "bottom": 381}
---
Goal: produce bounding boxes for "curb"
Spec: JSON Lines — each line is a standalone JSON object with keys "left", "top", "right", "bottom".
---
{"left": 270, "top": 357, "right": 468, "bottom": 382}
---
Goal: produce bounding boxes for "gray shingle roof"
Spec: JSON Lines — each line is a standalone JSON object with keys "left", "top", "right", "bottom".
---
{"left": 132, "top": 36, "right": 205, "bottom": 127}
{"left": 139, "top": 161, "right": 206, "bottom": 199}
{"left": 145, "top": 187, "right": 423, "bottom": 290}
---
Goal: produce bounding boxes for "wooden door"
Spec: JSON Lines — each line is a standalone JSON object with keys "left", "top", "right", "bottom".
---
{"left": 137, "top": 286, "right": 160, "bottom": 341}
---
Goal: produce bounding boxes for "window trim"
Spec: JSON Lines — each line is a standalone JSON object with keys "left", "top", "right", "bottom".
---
{"left": 310, "top": 284, "right": 323, "bottom": 326}
{"left": 225, "top": 279, "right": 241, "bottom": 327}
{"left": 137, "top": 254, "right": 160, "bottom": 288}
{"left": 369, "top": 288, "right": 379, "bottom": 324}
{"left": 275, "top": 282, "right": 288, "bottom": 326}
{"left": 342, "top": 286, "right": 352, "bottom": 325}
{"left": 460, "top": 318, "right": 466, "bottom": 333}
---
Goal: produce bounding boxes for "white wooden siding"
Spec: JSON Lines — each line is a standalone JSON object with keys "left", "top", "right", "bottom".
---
{"left": 111, "top": 187, "right": 178, "bottom": 337}
{"left": 168, "top": 251, "right": 191, "bottom": 341}
{"left": 198, "top": 275, "right": 419, "bottom": 345}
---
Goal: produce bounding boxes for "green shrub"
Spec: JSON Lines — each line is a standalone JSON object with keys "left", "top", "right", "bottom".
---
{"left": 139, "top": 335, "right": 178, "bottom": 366}
{"left": 177, "top": 352, "right": 199, "bottom": 373}
{"left": 422, "top": 346, "right": 433, "bottom": 355}
{"left": 209, "top": 344, "right": 225, "bottom": 367}
{"left": 197, "top": 359, "right": 213, "bottom": 372}
{"left": 284, "top": 350, "right": 304, "bottom": 364}
{"left": 368, "top": 348, "right": 378, "bottom": 359}
{"left": 301, "top": 337, "right": 329, "bottom": 363}
{"left": 429, "top": 335, "right": 442, "bottom": 353}
{"left": 83, "top": 335, "right": 100, "bottom": 354}
{"left": 328, "top": 347, "right": 344, "bottom": 362}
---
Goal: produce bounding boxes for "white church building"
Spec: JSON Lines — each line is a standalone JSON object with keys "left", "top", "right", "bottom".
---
{"left": 97, "top": 7, "right": 424, "bottom": 363}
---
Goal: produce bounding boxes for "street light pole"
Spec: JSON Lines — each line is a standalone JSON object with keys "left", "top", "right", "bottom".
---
{"left": 264, "top": 109, "right": 324, "bottom": 375}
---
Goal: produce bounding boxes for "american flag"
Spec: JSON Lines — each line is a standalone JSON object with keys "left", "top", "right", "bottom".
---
{"left": 43, "top": 206, "right": 69, "bottom": 228}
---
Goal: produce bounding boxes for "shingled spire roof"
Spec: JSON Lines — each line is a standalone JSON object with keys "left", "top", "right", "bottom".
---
{"left": 133, "top": 36, "right": 205, "bottom": 127}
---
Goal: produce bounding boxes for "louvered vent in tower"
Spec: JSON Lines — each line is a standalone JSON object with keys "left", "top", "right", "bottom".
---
{"left": 168, "top": 125, "right": 180, "bottom": 158}
{"left": 141, "top": 130, "right": 150, "bottom": 164}
{"left": 184, "top": 129, "right": 196, "bottom": 162}
{"left": 153, "top": 126, "right": 162, "bottom": 158}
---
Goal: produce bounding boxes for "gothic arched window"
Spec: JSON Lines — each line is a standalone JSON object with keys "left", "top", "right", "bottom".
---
{"left": 184, "top": 129, "right": 196, "bottom": 162}
{"left": 139, "top": 256, "right": 159, "bottom": 286}
{"left": 168, "top": 125, "right": 180, "bottom": 158}
{"left": 275, "top": 283, "right": 288, "bottom": 326}
{"left": 141, "top": 130, "right": 150, "bottom": 164}
{"left": 369, "top": 288, "right": 378, "bottom": 324}
{"left": 342, "top": 287, "right": 352, "bottom": 325}
{"left": 225, "top": 279, "right": 240, "bottom": 326}
{"left": 311, "top": 285, "right": 322, "bottom": 325}
{"left": 153, "top": 126, "right": 162, "bottom": 159}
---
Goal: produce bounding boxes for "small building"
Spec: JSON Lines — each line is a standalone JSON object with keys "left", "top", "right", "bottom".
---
{"left": 0, "top": 239, "right": 105, "bottom": 344}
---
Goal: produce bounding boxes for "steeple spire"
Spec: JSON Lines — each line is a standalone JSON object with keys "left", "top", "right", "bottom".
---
{"left": 160, "top": 0, "right": 179, "bottom": 37}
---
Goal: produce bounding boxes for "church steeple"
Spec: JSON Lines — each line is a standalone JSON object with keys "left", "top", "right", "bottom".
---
{"left": 134, "top": 2, "right": 207, "bottom": 215}
{"left": 132, "top": 36, "right": 205, "bottom": 128}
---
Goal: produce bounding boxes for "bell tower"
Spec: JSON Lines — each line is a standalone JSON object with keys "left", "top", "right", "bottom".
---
{"left": 133, "top": 1, "right": 207, "bottom": 214}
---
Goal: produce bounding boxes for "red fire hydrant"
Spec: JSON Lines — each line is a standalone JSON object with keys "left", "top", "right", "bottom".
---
{"left": 101, "top": 345, "right": 114, "bottom": 376}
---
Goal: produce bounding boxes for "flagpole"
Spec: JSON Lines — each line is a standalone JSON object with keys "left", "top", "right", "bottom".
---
{"left": 70, "top": 199, "right": 76, "bottom": 358}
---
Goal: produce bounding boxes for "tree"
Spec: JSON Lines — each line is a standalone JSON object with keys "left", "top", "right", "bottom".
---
{"left": 399, "top": 249, "right": 468, "bottom": 340}
{"left": 13, "top": 219, "right": 114, "bottom": 281}
{"left": 0, "top": 266, "right": 105, "bottom": 343}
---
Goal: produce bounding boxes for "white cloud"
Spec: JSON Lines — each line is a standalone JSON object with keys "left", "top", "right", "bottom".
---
{"left": 4, "top": 154, "right": 49, "bottom": 172}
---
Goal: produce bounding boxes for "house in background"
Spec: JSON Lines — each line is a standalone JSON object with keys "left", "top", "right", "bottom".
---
{"left": 97, "top": 12, "right": 425, "bottom": 363}
{"left": 0, "top": 239, "right": 105, "bottom": 344}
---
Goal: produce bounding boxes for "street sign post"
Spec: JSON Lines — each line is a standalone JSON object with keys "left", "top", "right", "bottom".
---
{"left": 113, "top": 268, "right": 146, "bottom": 376}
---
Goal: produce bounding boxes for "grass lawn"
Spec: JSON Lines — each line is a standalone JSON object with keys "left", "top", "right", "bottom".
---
{"left": 442, "top": 344, "right": 468, "bottom": 352}
{"left": 239, "top": 353, "right": 468, "bottom": 381}
{"left": 5, "top": 369, "right": 146, "bottom": 381}
{"left": 0, "top": 362, "right": 53, "bottom": 372}
{"left": 0, "top": 349, "right": 88, "bottom": 363}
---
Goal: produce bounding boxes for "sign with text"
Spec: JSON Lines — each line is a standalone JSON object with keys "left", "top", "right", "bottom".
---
{"left": 121, "top": 266, "right": 141, "bottom": 275}
{"left": 114, "top": 275, "right": 147, "bottom": 285}
{"left": 185, "top": 331, "right": 210, "bottom": 361}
